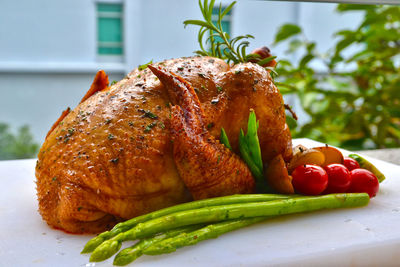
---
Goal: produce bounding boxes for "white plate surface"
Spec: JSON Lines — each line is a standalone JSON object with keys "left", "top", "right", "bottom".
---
{"left": 1, "top": 138, "right": 399, "bottom": 267}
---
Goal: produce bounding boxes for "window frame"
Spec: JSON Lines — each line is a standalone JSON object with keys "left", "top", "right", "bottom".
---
{"left": 96, "top": 0, "right": 124, "bottom": 62}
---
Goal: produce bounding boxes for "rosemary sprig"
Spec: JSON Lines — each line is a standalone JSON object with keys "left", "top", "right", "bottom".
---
{"left": 184, "top": 0, "right": 255, "bottom": 64}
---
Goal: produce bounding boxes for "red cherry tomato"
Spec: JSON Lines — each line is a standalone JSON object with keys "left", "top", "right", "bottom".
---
{"left": 343, "top": 157, "right": 360, "bottom": 171}
{"left": 348, "top": 169, "right": 379, "bottom": 198}
{"left": 323, "top": 164, "right": 351, "bottom": 194}
{"left": 292, "top": 165, "right": 328, "bottom": 195}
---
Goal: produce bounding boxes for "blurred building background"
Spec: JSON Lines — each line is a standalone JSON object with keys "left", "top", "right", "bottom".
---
{"left": 0, "top": 0, "right": 362, "bottom": 157}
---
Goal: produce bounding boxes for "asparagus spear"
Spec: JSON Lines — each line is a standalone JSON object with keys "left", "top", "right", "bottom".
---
{"left": 89, "top": 193, "right": 369, "bottom": 262}
{"left": 348, "top": 153, "right": 386, "bottom": 183}
{"left": 144, "top": 217, "right": 268, "bottom": 255}
{"left": 82, "top": 194, "right": 292, "bottom": 253}
{"left": 113, "top": 224, "right": 203, "bottom": 266}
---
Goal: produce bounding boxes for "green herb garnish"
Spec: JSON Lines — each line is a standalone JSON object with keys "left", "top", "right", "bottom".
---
{"left": 143, "top": 110, "right": 158, "bottom": 119}
{"left": 138, "top": 60, "right": 153, "bottom": 71}
{"left": 184, "top": 0, "right": 254, "bottom": 64}
{"left": 144, "top": 122, "right": 157, "bottom": 133}
{"left": 238, "top": 110, "right": 270, "bottom": 192}
{"left": 220, "top": 128, "right": 232, "bottom": 150}
{"left": 184, "top": 0, "right": 278, "bottom": 70}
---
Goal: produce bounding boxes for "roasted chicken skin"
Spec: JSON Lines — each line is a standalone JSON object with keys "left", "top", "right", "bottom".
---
{"left": 36, "top": 56, "right": 292, "bottom": 233}
{"left": 149, "top": 65, "right": 255, "bottom": 200}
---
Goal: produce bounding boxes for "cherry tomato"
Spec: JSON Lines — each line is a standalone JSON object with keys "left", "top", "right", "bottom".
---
{"left": 343, "top": 157, "right": 360, "bottom": 171}
{"left": 323, "top": 164, "right": 351, "bottom": 194}
{"left": 292, "top": 165, "right": 328, "bottom": 195}
{"left": 348, "top": 169, "right": 379, "bottom": 198}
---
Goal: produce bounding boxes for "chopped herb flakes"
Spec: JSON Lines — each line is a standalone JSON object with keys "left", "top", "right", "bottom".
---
{"left": 216, "top": 86, "right": 223, "bottom": 92}
{"left": 145, "top": 111, "right": 158, "bottom": 119}
{"left": 111, "top": 80, "right": 117, "bottom": 86}
{"left": 144, "top": 122, "right": 157, "bottom": 133}
{"left": 67, "top": 128, "right": 75, "bottom": 135}
{"left": 138, "top": 109, "right": 158, "bottom": 119}
{"left": 108, "top": 134, "right": 115, "bottom": 140}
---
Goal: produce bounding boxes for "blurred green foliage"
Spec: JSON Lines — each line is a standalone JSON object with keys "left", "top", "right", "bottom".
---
{"left": 0, "top": 123, "right": 39, "bottom": 160}
{"left": 274, "top": 4, "right": 400, "bottom": 150}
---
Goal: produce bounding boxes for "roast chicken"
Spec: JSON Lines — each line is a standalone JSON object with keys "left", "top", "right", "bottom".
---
{"left": 36, "top": 56, "right": 292, "bottom": 233}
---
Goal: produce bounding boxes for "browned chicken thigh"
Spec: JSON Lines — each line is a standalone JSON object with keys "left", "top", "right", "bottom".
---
{"left": 36, "top": 56, "right": 292, "bottom": 234}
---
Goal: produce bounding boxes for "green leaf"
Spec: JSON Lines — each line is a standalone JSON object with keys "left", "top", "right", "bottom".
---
{"left": 183, "top": 20, "right": 213, "bottom": 30}
{"left": 207, "top": 0, "right": 215, "bottom": 22}
{"left": 138, "top": 60, "right": 153, "bottom": 71}
{"left": 220, "top": 128, "right": 232, "bottom": 150}
{"left": 337, "top": 4, "right": 374, "bottom": 12}
{"left": 245, "top": 53, "right": 261, "bottom": 61}
{"left": 299, "top": 54, "right": 314, "bottom": 68}
{"left": 238, "top": 129, "right": 263, "bottom": 182}
{"left": 335, "top": 30, "right": 354, "bottom": 37}
{"left": 274, "top": 24, "right": 301, "bottom": 44}
{"left": 335, "top": 36, "right": 356, "bottom": 55}
{"left": 287, "top": 39, "right": 303, "bottom": 53}
{"left": 221, "top": 1, "right": 236, "bottom": 18}
{"left": 306, "top": 43, "right": 316, "bottom": 53}
{"left": 245, "top": 110, "right": 263, "bottom": 174}
{"left": 286, "top": 115, "right": 298, "bottom": 130}
{"left": 257, "top": 56, "right": 277, "bottom": 66}
{"left": 198, "top": 0, "right": 204, "bottom": 14}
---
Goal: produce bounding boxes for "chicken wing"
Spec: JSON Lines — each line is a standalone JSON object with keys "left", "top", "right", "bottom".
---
{"left": 149, "top": 66, "right": 255, "bottom": 199}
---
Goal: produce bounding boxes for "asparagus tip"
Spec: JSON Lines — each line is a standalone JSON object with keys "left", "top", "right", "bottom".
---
{"left": 113, "top": 249, "right": 143, "bottom": 266}
{"left": 89, "top": 240, "right": 122, "bottom": 262}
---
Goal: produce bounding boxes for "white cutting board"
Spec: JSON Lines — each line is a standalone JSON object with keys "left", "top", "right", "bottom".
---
{"left": 1, "top": 138, "right": 399, "bottom": 267}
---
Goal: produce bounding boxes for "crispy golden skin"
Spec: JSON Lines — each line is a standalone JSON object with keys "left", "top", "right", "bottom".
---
{"left": 36, "top": 56, "right": 292, "bottom": 233}
{"left": 149, "top": 65, "right": 255, "bottom": 199}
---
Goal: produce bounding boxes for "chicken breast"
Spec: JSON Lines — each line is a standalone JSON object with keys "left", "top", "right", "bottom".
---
{"left": 36, "top": 56, "right": 292, "bottom": 233}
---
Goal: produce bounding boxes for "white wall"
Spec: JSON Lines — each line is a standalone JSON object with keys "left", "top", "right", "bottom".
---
{"left": 0, "top": 0, "right": 96, "bottom": 62}
{"left": 0, "top": 0, "right": 363, "bottom": 146}
{"left": 0, "top": 72, "right": 124, "bottom": 144}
